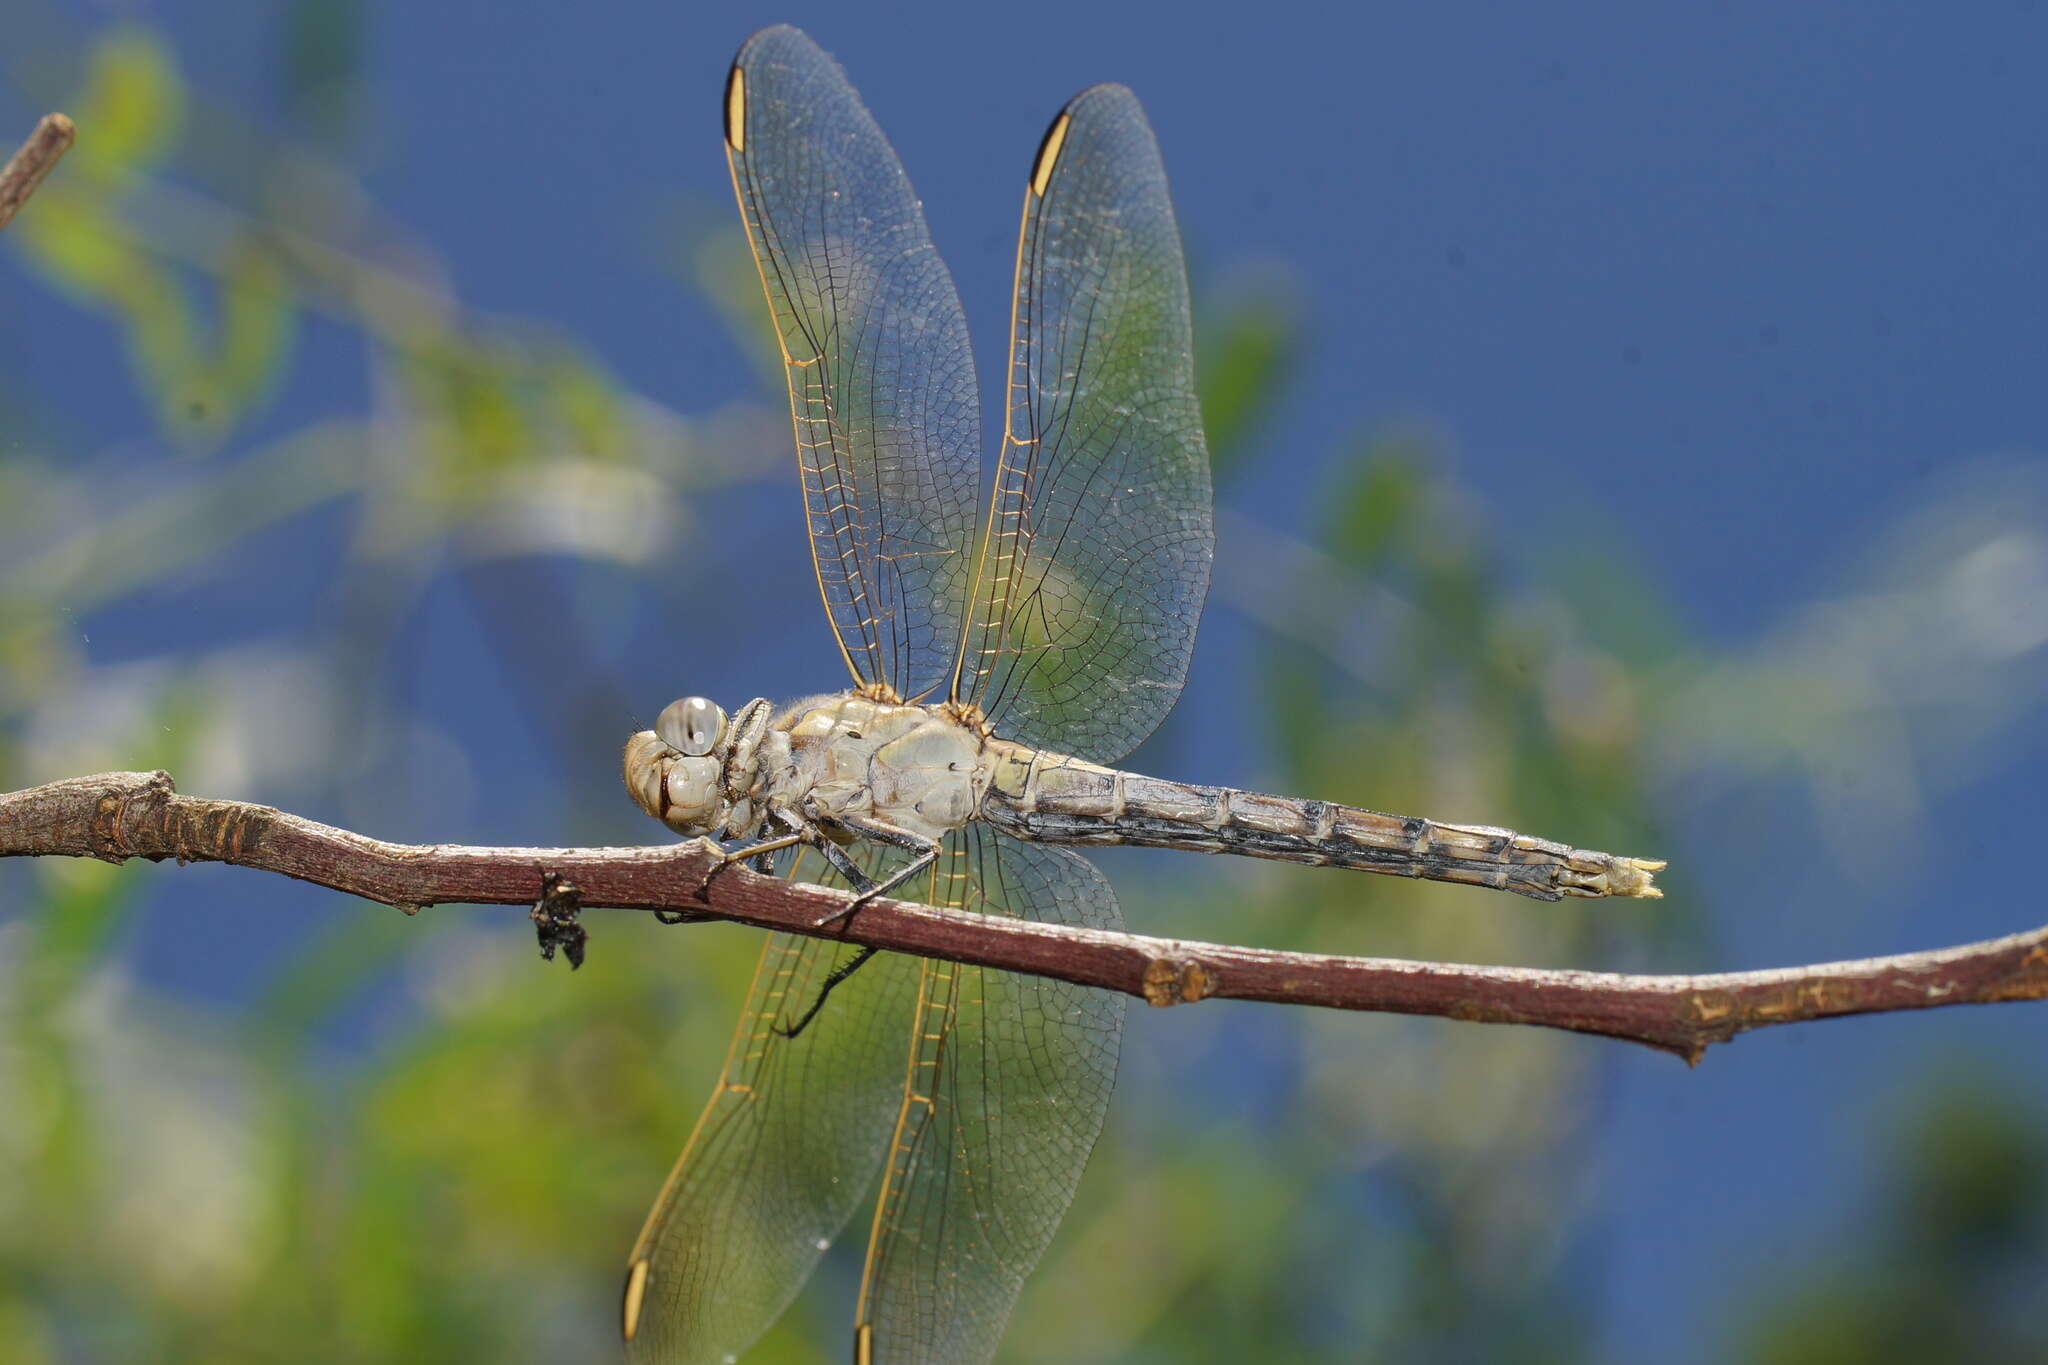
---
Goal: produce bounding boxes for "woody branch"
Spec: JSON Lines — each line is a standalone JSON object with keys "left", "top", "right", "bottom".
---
{"left": 3, "top": 770, "right": 2043, "bottom": 1064}
{"left": 0, "top": 113, "right": 75, "bottom": 233}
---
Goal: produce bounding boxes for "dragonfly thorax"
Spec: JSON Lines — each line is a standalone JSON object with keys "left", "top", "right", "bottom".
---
{"left": 769, "top": 694, "right": 989, "bottom": 843}
{"left": 624, "top": 692, "right": 990, "bottom": 846}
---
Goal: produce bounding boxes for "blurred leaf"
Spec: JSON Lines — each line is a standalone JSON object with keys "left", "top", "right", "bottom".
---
{"left": 4, "top": 422, "right": 366, "bottom": 615}
{"left": 24, "top": 859, "right": 142, "bottom": 998}
{"left": 1897, "top": 1077, "right": 2047, "bottom": 1260}
{"left": 0, "top": 1294, "right": 61, "bottom": 1364}
{"left": 693, "top": 225, "right": 783, "bottom": 390}
{"left": 10, "top": 191, "right": 138, "bottom": 301}
{"left": 1548, "top": 544, "right": 1695, "bottom": 674}
{"left": 0, "top": 607, "right": 80, "bottom": 717}
{"left": 1197, "top": 273, "right": 1299, "bottom": 481}
{"left": 1265, "top": 635, "right": 1331, "bottom": 786}
{"left": 8, "top": 190, "right": 213, "bottom": 441}
{"left": 547, "top": 346, "right": 627, "bottom": 463}
{"left": 7, "top": 132, "right": 294, "bottom": 441}
{"left": 214, "top": 237, "right": 297, "bottom": 421}
{"left": 10, "top": 200, "right": 198, "bottom": 449}
{"left": 282, "top": 0, "right": 365, "bottom": 147}
{"left": 1735, "top": 1071, "right": 2048, "bottom": 1364}
{"left": 402, "top": 335, "right": 533, "bottom": 485}
{"left": 252, "top": 912, "right": 422, "bottom": 1054}
{"left": 68, "top": 26, "right": 186, "bottom": 180}
{"left": 1323, "top": 438, "right": 1427, "bottom": 574}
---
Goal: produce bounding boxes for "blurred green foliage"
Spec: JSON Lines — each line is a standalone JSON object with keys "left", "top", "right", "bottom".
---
{"left": 1737, "top": 1079, "right": 2048, "bottom": 1365}
{"left": 13, "top": 27, "right": 292, "bottom": 443}
{"left": 3, "top": 15, "right": 2044, "bottom": 1365}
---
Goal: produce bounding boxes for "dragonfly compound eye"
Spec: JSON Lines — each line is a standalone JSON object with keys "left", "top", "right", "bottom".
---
{"left": 656, "top": 696, "right": 727, "bottom": 757}
{"left": 663, "top": 757, "right": 722, "bottom": 829}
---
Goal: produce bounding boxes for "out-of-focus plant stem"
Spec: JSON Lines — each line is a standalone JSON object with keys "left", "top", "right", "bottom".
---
{"left": 0, "top": 113, "right": 75, "bottom": 232}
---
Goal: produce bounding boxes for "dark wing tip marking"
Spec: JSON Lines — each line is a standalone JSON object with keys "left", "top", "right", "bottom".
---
{"left": 727, "top": 25, "right": 821, "bottom": 153}
{"left": 724, "top": 59, "right": 746, "bottom": 152}
{"left": 621, "top": 1257, "right": 649, "bottom": 1342}
{"left": 1029, "top": 111, "right": 1071, "bottom": 197}
{"left": 1029, "top": 83, "right": 1140, "bottom": 196}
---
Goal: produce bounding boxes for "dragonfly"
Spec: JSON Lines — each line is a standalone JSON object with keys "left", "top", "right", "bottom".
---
{"left": 618, "top": 25, "right": 1663, "bottom": 1365}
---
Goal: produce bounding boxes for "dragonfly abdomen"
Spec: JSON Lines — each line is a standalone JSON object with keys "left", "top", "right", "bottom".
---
{"left": 980, "top": 743, "right": 1662, "bottom": 902}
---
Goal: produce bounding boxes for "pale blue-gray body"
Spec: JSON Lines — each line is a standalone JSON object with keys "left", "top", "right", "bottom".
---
{"left": 623, "top": 693, "right": 1661, "bottom": 903}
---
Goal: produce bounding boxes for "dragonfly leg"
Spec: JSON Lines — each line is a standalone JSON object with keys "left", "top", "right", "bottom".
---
{"left": 806, "top": 834, "right": 880, "bottom": 896}
{"left": 808, "top": 812, "right": 940, "bottom": 926}
{"left": 760, "top": 812, "right": 888, "bottom": 1038}
{"left": 746, "top": 803, "right": 886, "bottom": 895}
{"left": 724, "top": 807, "right": 935, "bottom": 1033}
{"left": 773, "top": 944, "right": 879, "bottom": 1040}
{"left": 715, "top": 829, "right": 808, "bottom": 864}
{"left": 675, "top": 823, "right": 809, "bottom": 917}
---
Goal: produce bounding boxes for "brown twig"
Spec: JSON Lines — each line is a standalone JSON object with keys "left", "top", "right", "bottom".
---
{"left": 0, "top": 114, "right": 75, "bottom": 233}
{"left": 3, "top": 770, "right": 2042, "bottom": 1062}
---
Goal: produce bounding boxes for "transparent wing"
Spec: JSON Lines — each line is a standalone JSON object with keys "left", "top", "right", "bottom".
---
{"left": 623, "top": 848, "right": 923, "bottom": 1365}
{"left": 726, "top": 26, "right": 982, "bottom": 699}
{"left": 953, "top": 85, "right": 1213, "bottom": 761}
{"left": 853, "top": 827, "right": 1125, "bottom": 1364}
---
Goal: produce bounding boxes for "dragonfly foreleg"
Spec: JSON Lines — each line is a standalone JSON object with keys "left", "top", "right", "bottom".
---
{"left": 713, "top": 831, "right": 807, "bottom": 866}
{"left": 675, "top": 819, "right": 811, "bottom": 917}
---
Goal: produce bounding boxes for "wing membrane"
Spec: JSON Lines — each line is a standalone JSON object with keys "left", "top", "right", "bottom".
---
{"left": 953, "top": 85, "right": 1213, "bottom": 760}
{"left": 726, "top": 25, "right": 982, "bottom": 698}
{"left": 854, "top": 827, "right": 1125, "bottom": 1364}
{"left": 623, "top": 849, "right": 922, "bottom": 1365}
{"left": 628, "top": 833, "right": 1124, "bottom": 1365}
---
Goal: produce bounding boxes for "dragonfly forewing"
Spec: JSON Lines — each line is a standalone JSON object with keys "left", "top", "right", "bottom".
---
{"left": 953, "top": 84, "right": 1212, "bottom": 761}
{"left": 726, "top": 25, "right": 983, "bottom": 700}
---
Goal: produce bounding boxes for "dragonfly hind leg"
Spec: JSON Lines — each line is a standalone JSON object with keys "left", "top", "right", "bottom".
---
{"left": 746, "top": 809, "right": 940, "bottom": 1038}
{"left": 763, "top": 810, "right": 927, "bottom": 1040}
{"left": 773, "top": 944, "right": 879, "bottom": 1041}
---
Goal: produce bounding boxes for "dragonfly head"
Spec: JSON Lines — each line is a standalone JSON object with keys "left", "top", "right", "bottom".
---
{"left": 623, "top": 695, "right": 731, "bottom": 834}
